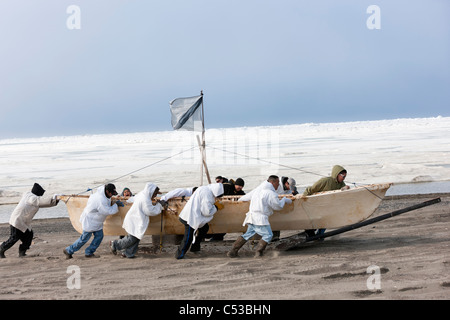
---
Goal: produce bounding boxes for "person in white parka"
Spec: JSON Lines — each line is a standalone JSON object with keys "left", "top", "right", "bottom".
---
{"left": 64, "top": 183, "right": 121, "bottom": 259}
{"left": 110, "top": 182, "right": 163, "bottom": 258}
{"left": 175, "top": 183, "right": 224, "bottom": 259}
{"left": 160, "top": 186, "right": 198, "bottom": 203}
{"left": 228, "top": 175, "right": 292, "bottom": 258}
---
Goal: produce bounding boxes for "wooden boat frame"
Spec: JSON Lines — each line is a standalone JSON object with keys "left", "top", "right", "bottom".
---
{"left": 60, "top": 182, "right": 392, "bottom": 236}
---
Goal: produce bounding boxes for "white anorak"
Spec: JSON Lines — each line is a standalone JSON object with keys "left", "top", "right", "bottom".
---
{"left": 242, "top": 180, "right": 291, "bottom": 226}
{"left": 238, "top": 180, "right": 266, "bottom": 202}
{"left": 122, "top": 182, "right": 163, "bottom": 240}
{"left": 9, "top": 192, "right": 58, "bottom": 232}
{"left": 160, "top": 187, "right": 195, "bottom": 201}
{"left": 80, "top": 185, "right": 119, "bottom": 232}
{"left": 179, "top": 183, "right": 224, "bottom": 231}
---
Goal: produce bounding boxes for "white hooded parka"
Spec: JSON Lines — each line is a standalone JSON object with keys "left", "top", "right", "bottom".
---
{"left": 122, "top": 182, "right": 163, "bottom": 240}
{"left": 242, "top": 180, "right": 290, "bottom": 226}
{"left": 179, "top": 183, "right": 224, "bottom": 231}
{"left": 9, "top": 192, "right": 58, "bottom": 233}
{"left": 80, "top": 185, "right": 119, "bottom": 232}
{"left": 160, "top": 187, "right": 195, "bottom": 201}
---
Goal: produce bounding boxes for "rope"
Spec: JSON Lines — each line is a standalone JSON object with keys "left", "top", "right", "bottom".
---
{"left": 61, "top": 143, "right": 384, "bottom": 202}
{"left": 351, "top": 182, "right": 384, "bottom": 200}
{"left": 208, "top": 145, "right": 385, "bottom": 200}
{"left": 208, "top": 145, "right": 327, "bottom": 179}
{"left": 61, "top": 146, "right": 197, "bottom": 203}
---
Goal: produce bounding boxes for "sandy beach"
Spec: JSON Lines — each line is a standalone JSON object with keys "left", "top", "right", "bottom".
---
{"left": 0, "top": 193, "right": 449, "bottom": 301}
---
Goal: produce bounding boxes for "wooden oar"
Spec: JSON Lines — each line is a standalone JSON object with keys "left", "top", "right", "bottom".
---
{"left": 275, "top": 197, "right": 441, "bottom": 251}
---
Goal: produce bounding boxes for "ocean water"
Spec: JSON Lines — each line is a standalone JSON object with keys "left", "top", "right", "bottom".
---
{"left": 1, "top": 116, "right": 449, "bottom": 223}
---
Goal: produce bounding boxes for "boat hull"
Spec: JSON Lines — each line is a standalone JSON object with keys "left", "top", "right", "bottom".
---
{"left": 60, "top": 183, "right": 392, "bottom": 236}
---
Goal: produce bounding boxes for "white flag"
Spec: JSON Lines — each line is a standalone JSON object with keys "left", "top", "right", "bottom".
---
{"left": 169, "top": 95, "right": 203, "bottom": 131}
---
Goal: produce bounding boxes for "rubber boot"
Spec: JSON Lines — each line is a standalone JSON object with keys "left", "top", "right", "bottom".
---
{"left": 254, "top": 239, "right": 268, "bottom": 258}
{"left": 227, "top": 236, "right": 247, "bottom": 258}
{"left": 190, "top": 241, "right": 201, "bottom": 252}
{"left": 0, "top": 247, "right": 5, "bottom": 259}
{"left": 305, "top": 229, "right": 316, "bottom": 237}
{"left": 18, "top": 250, "right": 27, "bottom": 257}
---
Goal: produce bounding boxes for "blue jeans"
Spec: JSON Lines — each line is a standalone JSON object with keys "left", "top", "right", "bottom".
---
{"left": 242, "top": 224, "right": 273, "bottom": 243}
{"left": 175, "top": 218, "right": 209, "bottom": 259}
{"left": 65, "top": 229, "right": 104, "bottom": 255}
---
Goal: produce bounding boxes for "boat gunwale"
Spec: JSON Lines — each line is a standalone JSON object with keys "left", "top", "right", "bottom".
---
{"left": 58, "top": 182, "right": 393, "bottom": 203}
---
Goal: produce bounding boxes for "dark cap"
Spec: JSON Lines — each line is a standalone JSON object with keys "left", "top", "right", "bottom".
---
{"left": 105, "top": 183, "right": 118, "bottom": 195}
{"left": 235, "top": 178, "right": 245, "bottom": 187}
{"left": 31, "top": 183, "right": 45, "bottom": 196}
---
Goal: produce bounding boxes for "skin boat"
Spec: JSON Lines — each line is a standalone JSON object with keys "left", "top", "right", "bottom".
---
{"left": 59, "top": 183, "right": 392, "bottom": 236}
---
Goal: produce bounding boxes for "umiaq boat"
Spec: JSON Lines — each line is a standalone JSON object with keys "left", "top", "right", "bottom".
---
{"left": 59, "top": 183, "right": 393, "bottom": 237}
{"left": 59, "top": 93, "right": 396, "bottom": 239}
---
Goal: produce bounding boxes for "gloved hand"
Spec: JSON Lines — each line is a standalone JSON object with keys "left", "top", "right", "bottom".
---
{"left": 159, "top": 199, "right": 169, "bottom": 209}
{"left": 115, "top": 200, "right": 124, "bottom": 207}
{"left": 214, "top": 200, "right": 224, "bottom": 210}
{"left": 283, "top": 198, "right": 292, "bottom": 204}
{"left": 52, "top": 194, "right": 62, "bottom": 204}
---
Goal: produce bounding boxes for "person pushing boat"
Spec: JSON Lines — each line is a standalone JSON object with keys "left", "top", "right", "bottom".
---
{"left": 228, "top": 175, "right": 292, "bottom": 258}
{"left": 110, "top": 182, "right": 163, "bottom": 258}
{"left": 303, "top": 165, "right": 350, "bottom": 237}
{"left": 175, "top": 183, "right": 224, "bottom": 259}
{"left": 0, "top": 183, "right": 59, "bottom": 258}
{"left": 63, "top": 183, "right": 122, "bottom": 259}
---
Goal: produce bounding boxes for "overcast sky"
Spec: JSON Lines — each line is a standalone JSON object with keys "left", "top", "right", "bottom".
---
{"left": 0, "top": 0, "right": 449, "bottom": 138}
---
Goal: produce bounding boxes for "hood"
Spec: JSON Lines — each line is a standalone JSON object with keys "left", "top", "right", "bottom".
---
{"left": 142, "top": 182, "right": 159, "bottom": 199}
{"left": 208, "top": 183, "right": 224, "bottom": 197}
{"left": 261, "top": 180, "right": 276, "bottom": 191}
{"left": 287, "top": 178, "right": 297, "bottom": 192}
{"left": 96, "top": 185, "right": 109, "bottom": 200}
{"left": 331, "top": 165, "right": 346, "bottom": 181}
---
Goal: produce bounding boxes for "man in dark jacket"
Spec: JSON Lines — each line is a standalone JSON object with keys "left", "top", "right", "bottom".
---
{"left": 223, "top": 178, "right": 245, "bottom": 196}
{"left": 303, "top": 165, "right": 349, "bottom": 196}
{"left": 303, "top": 165, "right": 350, "bottom": 237}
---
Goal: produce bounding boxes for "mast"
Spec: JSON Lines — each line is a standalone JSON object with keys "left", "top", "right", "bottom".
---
{"left": 197, "top": 90, "right": 211, "bottom": 185}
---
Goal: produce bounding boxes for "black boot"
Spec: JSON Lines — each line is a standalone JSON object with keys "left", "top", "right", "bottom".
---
{"left": 19, "top": 241, "right": 30, "bottom": 257}
{"left": 190, "top": 224, "right": 209, "bottom": 252}
{"left": 305, "top": 229, "right": 316, "bottom": 238}
{"left": 190, "top": 242, "right": 201, "bottom": 252}
{"left": 0, "top": 247, "right": 5, "bottom": 259}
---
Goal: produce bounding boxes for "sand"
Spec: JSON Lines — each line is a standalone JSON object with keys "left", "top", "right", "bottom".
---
{"left": 0, "top": 193, "right": 449, "bottom": 300}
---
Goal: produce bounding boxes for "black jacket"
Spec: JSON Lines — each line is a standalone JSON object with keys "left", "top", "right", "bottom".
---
{"left": 223, "top": 182, "right": 245, "bottom": 196}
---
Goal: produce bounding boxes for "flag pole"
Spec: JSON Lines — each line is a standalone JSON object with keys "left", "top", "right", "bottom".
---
{"left": 199, "top": 90, "right": 211, "bottom": 185}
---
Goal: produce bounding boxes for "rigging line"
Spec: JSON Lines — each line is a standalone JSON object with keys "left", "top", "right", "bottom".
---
{"left": 207, "top": 145, "right": 327, "bottom": 178}
{"left": 351, "top": 182, "right": 384, "bottom": 200}
{"left": 208, "top": 145, "right": 384, "bottom": 199}
{"left": 75, "top": 145, "right": 197, "bottom": 196}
